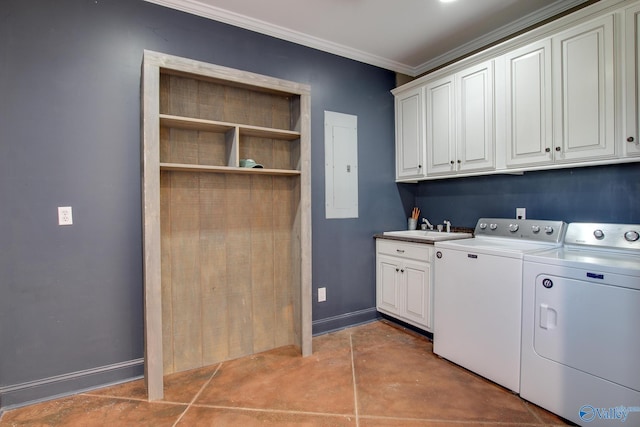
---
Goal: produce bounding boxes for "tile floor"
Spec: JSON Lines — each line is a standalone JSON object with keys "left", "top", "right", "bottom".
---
{"left": 0, "top": 320, "right": 575, "bottom": 426}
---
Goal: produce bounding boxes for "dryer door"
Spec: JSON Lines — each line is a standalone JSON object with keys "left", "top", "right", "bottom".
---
{"left": 533, "top": 273, "right": 640, "bottom": 392}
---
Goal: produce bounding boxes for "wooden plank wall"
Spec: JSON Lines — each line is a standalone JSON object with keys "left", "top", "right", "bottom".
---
{"left": 160, "top": 172, "right": 298, "bottom": 374}
{"left": 158, "top": 72, "right": 300, "bottom": 375}
{"left": 161, "top": 74, "right": 293, "bottom": 129}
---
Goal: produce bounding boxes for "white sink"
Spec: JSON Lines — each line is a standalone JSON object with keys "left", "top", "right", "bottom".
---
{"left": 383, "top": 230, "right": 472, "bottom": 241}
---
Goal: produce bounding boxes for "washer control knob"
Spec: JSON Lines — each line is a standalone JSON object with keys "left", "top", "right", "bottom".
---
{"left": 489, "top": 223, "right": 498, "bottom": 230}
{"left": 594, "top": 229, "right": 605, "bottom": 239}
{"left": 531, "top": 225, "right": 541, "bottom": 233}
{"left": 479, "top": 223, "right": 487, "bottom": 230}
{"left": 624, "top": 230, "right": 640, "bottom": 242}
{"left": 509, "top": 223, "right": 519, "bottom": 232}
{"left": 544, "top": 226, "right": 554, "bottom": 235}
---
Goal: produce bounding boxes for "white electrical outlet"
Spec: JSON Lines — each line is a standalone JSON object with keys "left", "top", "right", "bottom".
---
{"left": 318, "top": 287, "right": 327, "bottom": 302}
{"left": 516, "top": 207, "right": 526, "bottom": 220}
{"left": 58, "top": 206, "right": 73, "bottom": 225}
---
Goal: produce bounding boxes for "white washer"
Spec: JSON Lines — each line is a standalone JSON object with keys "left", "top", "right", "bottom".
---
{"left": 521, "top": 222, "right": 640, "bottom": 426}
{"left": 434, "top": 218, "right": 566, "bottom": 393}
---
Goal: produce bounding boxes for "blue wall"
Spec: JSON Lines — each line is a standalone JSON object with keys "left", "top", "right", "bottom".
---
{"left": 0, "top": 0, "right": 402, "bottom": 409}
{"left": 413, "top": 163, "right": 640, "bottom": 229}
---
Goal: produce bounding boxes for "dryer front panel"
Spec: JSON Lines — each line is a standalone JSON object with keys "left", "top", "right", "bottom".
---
{"left": 533, "top": 273, "right": 640, "bottom": 392}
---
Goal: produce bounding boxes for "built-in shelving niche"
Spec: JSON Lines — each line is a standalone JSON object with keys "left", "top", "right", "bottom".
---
{"left": 141, "top": 50, "right": 311, "bottom": 400}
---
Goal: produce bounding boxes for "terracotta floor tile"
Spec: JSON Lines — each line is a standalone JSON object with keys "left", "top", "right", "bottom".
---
{"left": 352, "top": 322, "right": 539, "bottom": 424}
{"left": 87, "top": 364, "right": 220, "bottom": 404}
{"left": 524, "top": 401, "right": 576, "bottom": 425}
{"left": 195, "top": 340, "right": 356, "bottom": 414}
{"left": 360, "top": 418, "right": 544, "bottom": 427}
{"left": 176, "top": 406, "right": 356, "bottom": 426}
{"left": 0, "top": 395, "right": 185, "bottom": 427}
{"left": 0, "top": 320, "right": 575, "bottom": 427}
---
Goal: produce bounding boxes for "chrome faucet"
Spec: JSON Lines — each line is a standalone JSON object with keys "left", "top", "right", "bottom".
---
{"left": 422, "top": 218, "right": 434, "bottom": 230}
{"left": 443, "top": 220, "right": 451, "bottom": 233}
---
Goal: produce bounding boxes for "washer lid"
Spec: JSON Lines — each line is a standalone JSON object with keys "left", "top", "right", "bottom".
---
{"left": 524, "top": 247, "right": 640, "bottom": 277}
{"left": 435, "top": 236, "right": 561, "bottom": 258}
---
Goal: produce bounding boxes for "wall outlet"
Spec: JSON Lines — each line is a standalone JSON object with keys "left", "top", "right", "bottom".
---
{"left": 318, "top": 287, "right": 327, "bottom": 302}
{"left": 516, "top": 207, "right": 526, "bottom": 220}
{"left": 58, "top": 206, "right": 73, "bottom": 225}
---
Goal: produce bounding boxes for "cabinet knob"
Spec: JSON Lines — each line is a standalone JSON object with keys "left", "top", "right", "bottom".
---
{"left": 396, "top": 268, "right": 399, "bottom": 272}
{"left": 628, "top": 136, "right": 636, "bottom": 143}
{"left": 400, "top": 269, "right": 405, "bottom": 273}
{"left": 418, "top": 164, "right": 422, "bottom": 168}
{"left": 555, "top": 147, "right": 561, "bottom": 152}
{"left": 450, "top": 160, "right": 454, "bottom": 165}
{"left": 545, "top": 147, "right": 551, "bottom": 153}
{"left": 457, "top": 160, "right": 461, "bottom": 164}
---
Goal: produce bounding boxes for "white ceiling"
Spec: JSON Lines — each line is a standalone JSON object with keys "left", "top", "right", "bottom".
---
{"left": 145, "top": 0, "right": 591, "bottom": 76}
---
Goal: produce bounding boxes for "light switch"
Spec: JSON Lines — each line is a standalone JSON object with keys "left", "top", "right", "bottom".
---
{"left": 318, "top": 287, "right": 327, "bottom": 302}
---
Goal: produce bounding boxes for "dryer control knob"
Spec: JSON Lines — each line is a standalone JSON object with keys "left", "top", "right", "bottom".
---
{"left": 594, "top": 229, "right": 605, "bottom": 239}
{"left": 509, "top": 223, "right": 519, "bottom": 232}
{"left": 624, "top": 230, "right": 639, "bottom": 242}
{"left": 479, "top": 223, "right": 487, "bottom": 230}
{"left": 544, "top": 226, "right": 554, "bottom": 235}
{"left": 489, "top": 223, "right": 498, "bottom": 230}
{"left": 531, "top": 225, "right": 541, "bottom": 233}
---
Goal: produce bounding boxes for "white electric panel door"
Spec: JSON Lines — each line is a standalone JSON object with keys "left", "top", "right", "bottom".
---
{"left": 325, "top": 111, "right": 358, "bottom": 219}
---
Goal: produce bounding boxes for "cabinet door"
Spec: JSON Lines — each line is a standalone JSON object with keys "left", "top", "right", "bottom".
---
{"left": 552, "top": 14, "right": 615, "bottom": 161}
{"left": 402, "top": 260, "right": 431, "bottom": 330}
{"left": 504, "top": 39, "right": 553, "bottom": 167}
{"left": 456, "top": 60, "right": 495, "bottom": 172}
{"left": 425, "top": 76, "right": 456, "bottom": 175}
{"left": 395, "top": 87, "right": 425, "bottom": 179}
{"left": 376, "top": 255, "right": 401, "bottom": 315}
{"left": 626, "top": 4, "right": 640, "bottom": 157}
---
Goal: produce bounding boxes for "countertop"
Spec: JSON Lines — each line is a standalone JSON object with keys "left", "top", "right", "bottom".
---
{"left": 374, "top": 227, "right": 475, "bottom": 245}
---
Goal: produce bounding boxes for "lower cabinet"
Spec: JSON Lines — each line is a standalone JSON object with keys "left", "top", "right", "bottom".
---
{"left": 376, "top": 239, "right": 433, "bottom": 331}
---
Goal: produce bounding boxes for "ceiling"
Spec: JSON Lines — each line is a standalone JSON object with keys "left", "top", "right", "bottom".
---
{"left": 144, "top": 0, "right": 591, "bottom": 76}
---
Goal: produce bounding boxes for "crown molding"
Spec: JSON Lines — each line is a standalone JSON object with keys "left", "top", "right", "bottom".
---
{"left": 411, "top": 0, "right": 591, "bottom": 76}
{"left": 145, "top": 0, "right": 590, "bottom": 77}
{"left": 144, "top": 0, "right": 416, "bottom": 74}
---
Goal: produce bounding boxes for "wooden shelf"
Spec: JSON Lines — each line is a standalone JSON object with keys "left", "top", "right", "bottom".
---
{"left": 160, "top": 162, "right": 301, "bottom": 176}
{"left": 160, "top": 114, "right": 301, "bottom": 140}
{"left": 239, "top": 124, "right": 300, "bottom": 140}
{"left": 160, "top": 114, "right": 234, "bottom": 133}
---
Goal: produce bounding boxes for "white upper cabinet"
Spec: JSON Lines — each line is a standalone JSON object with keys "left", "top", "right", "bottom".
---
{"left": 552, "top": 14, "right": 616, "bottom": 162}
{"left": 426, "top": 60, "right": 495, "bottom": 176}
{"left": 456, "top": 61, "right": 495, "bottom": 173}
{"left": 504, "top": 39, "right": 553, "bottom": 167}
{"left": 395, "top": 86, "right": 426, "bottom": 180}
{"left": 392, "top": 0, "right": 640, "bottom": 182}
{"left": 425, "top": 75, "right": 455, "bottom": 175}
{"left": 625, "top": 4, "right": 640, "bottom": 156}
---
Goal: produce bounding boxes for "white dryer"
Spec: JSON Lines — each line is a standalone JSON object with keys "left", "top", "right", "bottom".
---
{"left": 521, "top": 222, "right": 640, "bottom": 426}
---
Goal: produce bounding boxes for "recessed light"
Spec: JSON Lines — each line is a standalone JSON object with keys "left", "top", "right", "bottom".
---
{"left": 440, "top": 0, "right": 457, "bottom": 3}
